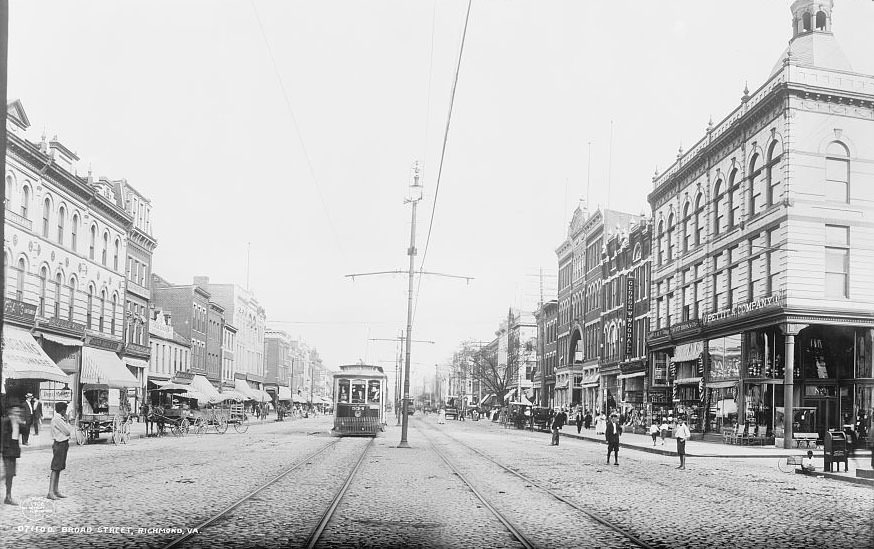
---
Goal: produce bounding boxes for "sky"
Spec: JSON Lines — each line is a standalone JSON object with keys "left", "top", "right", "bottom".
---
{"left": 8, "top": 0, "right": 874, "bottom": 388}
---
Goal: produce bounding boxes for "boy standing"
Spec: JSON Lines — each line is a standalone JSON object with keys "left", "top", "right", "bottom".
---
{"left": 48, "top": 402, "right": 72, "bottom": 500}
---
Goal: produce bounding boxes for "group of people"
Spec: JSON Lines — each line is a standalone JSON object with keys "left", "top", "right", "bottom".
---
{"left": 2, "top": 395, "right": 71, "bottom": 505}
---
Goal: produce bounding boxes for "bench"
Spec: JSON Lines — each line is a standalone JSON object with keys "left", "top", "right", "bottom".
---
{"left": 792, "top": 433, "right": 820, "bottom": 448}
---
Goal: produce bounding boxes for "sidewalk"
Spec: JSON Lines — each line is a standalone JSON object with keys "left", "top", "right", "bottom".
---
{"left": 482, "top": 420, "right": 874, "bottom": 486}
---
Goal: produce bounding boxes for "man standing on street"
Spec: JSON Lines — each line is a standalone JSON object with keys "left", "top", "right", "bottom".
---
{"left": 19, "top": 393, "right": 33, "bottom": 446}
{"left": 30, "top": 394, "right": 43, "bottom": 437}
{"left": 605, "top": 413, "right": 622, "bottom": 465}
{"left": 575, "top": 408, "right": 583, "bottom": 434}
{"left": 551, "top": 408, "right": 567, "bottom": 446}
{"left": 675, "top": 418, "right": 691, "bottom": 470}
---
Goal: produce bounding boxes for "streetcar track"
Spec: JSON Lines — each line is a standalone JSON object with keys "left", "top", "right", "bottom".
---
{"left": 418, "top": 421, "right": 657, "bottom": 549}
{"left": 163, "top": 438, "right": 343, "bottom": 549}
{"left": 304, "top": 436, "right": 375, "bottom": 549}
{"left": 416, "top": 424, "right": 535, "bottom": 549}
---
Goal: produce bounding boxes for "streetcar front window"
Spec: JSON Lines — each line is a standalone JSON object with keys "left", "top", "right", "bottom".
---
{"left": 351, "top": 382, "right": 366, "bottom": 403}
{"left": 368, "top": 380, "right": 381, "bottom": 403}
{"left": 338, "top": 380, "right": 350, "bottom": 403}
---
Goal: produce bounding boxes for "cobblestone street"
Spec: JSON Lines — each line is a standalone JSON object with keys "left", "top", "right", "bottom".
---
{"left": 1, "top": 415, "right": 871, "bottom": 548}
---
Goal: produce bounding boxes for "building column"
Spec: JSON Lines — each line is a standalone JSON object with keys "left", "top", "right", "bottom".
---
{"left": 783, "top": 333, "right": 796, "bottom": 449}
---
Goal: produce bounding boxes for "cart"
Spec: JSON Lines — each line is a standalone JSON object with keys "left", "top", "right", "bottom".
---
{"left": 75, "top": 384, "right": 133, "bottom": 445}
{"left": 226, "top": 401, "right": 250, "bottom": 433}
{"left": 192, "top": 405, "right": 229, "bottom": 436}
{"left": 147, "top": 383, "right": 202, "bottom": 437}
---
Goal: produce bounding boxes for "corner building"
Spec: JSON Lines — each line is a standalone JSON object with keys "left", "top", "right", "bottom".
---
{"left": 647, "top": 0, "right": 874, "bottom": 447}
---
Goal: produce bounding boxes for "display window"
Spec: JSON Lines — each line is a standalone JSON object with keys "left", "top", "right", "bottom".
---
{"left": 799, "top": 326, "right": 854, "bottom": 380}
{"left": 707, "top": 386, "right": 738, "bottom": 432}
{"left": 707, "top": 335, "right": 740, "bottom": 381}
{"left": 744, "top": 330, "right": 784, "bottom": 378}
{"left": 744, "top": 382, "right": 781, "bottom": 438}
{"left": 855, "top": 329, "right": 874, "bottom": 378}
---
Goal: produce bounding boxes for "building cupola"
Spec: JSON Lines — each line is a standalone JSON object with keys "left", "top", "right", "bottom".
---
{"left": 770, "top": 0, "right": 852, "bottom": 77}
{"left": 791, "top": 0, "right": 833, "bottom": 36}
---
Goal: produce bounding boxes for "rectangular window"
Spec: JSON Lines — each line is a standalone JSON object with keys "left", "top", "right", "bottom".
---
{"left": 730, "top": 187, "right": 742, "bottom": 228}
{"left": 825, "top": 158, "right": 849, "bottom": 202}
{"left": 825, "top": 225, "right": 850, "bottom": 298}
{"left": 666, "top": 293, "right": 674, "bottom": 327}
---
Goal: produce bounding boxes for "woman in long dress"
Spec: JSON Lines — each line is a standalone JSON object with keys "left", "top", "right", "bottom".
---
{"left": 594, "top": 413, "right": 607, "bottom": 435}
{"left": 437, "top": 407, "right": 446, "bottom": 424}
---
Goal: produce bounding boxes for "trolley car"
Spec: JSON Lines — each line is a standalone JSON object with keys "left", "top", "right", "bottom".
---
{"left": 332, "top": 364, "right": 388, "bottom": 436}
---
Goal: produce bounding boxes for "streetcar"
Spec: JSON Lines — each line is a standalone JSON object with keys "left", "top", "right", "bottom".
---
{"left": 332, "top": 364, "right": 388, "bottom": 436}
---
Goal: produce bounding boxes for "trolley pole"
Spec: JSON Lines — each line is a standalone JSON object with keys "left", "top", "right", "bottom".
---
{"left": 346, "top": 162, "right": 472, "bottom": 448}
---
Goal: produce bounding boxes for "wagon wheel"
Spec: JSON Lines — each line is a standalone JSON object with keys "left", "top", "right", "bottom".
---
{"left": 75, "top": 419, "right": 88, "bottom": 446}
{"left": 180, "top": 418, "right": 190, "bottom": 436}
{"left": 119, "top": 418, "right": 132, "bottom": 444}
{"left": 233, "top": 416, "right": 249, "bottom": 434}
{"left": 111, "top": 415, "right": 122, "bottom": 445}
{"left": 170, "top": 420, "right": 183, "bottom": 437}
{"left": 215, "top": 415, "right": 229, "bottom": 434}
{"left": 193, "top": 417, "right": 206, "bottom": 436}
{"left": 777, "top": 457, "right": 793, "bottom": 473}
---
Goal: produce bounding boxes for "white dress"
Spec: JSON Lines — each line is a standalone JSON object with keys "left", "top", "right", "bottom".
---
{"left": 594, "top": 415, "right": 606, "bottom": 435}
{"left": 437, "top": 409, "right": 445, "bottom": 424}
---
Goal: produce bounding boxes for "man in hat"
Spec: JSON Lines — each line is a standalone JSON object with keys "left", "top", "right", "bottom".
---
{"left": 29, "top": 394, "right": 43, "bottom": 437}
{"left": 19, "top": 393, "right": 34, "bottom": 446}
{"left": 605, "top": 413, "right": 622, "bottom": 465}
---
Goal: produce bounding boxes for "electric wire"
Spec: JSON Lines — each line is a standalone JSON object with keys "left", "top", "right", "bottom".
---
{"left": 249, "top": 0, "right": 347, "bottom": 261}
{"left": 412, "top": 0, "right": 473, "bottom": 323}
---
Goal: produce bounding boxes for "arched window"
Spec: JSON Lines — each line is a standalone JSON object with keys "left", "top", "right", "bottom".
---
{"left": 694, "top": 194, "right": 704, "bottom": 245}
{"left": 102, "top": 232, "right": 109, "bottom": 266}
{"left": 728, "top": 169, "right": 741, "bottom": 228}
{"left": 632, "top": 243, "right": 642, "bottom": 262}
{"left": 111, "top": 293, "right": 117, "bottom": 335}
{"left": 54, "top": 272, "right": 63, "bottom": 318}
{"left": 15, "top": 258, "right": 26, "bottom": 300}
{"left": 749, "top": 154, "right": 762, "bottom": 217}
{"left": 57, "top": 205, "right": 66, "bottom": 245}
{"left": 825, "top": 142, "right": 849, "bottom": 202}
{"left": 89, "top": 225, "right": 97, "bottom": 260}
{"left": 802, "top": 12, "right": 812, "bottom": 32}
{"left": 767, "top": 141, "right": 783, "bottom": 206}
{"left": 99, "top": 289, "right": 107, "bottom": 332}
{"left": 38, "top": 266, "right": 48, "bottom": 316}
{"left": 815, "top": 11, "right": 826, "bottom": 31}
{"left": 682, "top": 202, "right": 692, "bottom": 252}
{"left": 713, "top": 180, "right": 724, "bottom": 235}
{"left": 113, "top": 238, "right": 120, "bottom": 271}
{"left": 657, "top": 220, "right": 665, "bottom": 265}
{"left": 42, "top": 197, "right": 51, "bottom": 237}
{"left": 86, "top": 285, "right": 94, "bottom": 329}
{"left": 666, "top": 213, "right": 675, "bottom": 262}
{"left": 71, "top": 213, "right": 79, "bottom": 252}
{"left": 20, "top": 185, "right": 29, "bottom": 218}
{"left": 68, "top": 277, "right": 77, "bottom": 321}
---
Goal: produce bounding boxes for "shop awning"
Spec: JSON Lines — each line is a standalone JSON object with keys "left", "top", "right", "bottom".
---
{"left": 234, "top": 379, "right": 258, "bottom": 401}
{"left": 674, "top": 376, "right": 703, "bottom": 385}
{"left": 291, "top": 394, "right": 306, "bottom": 404}
{"left": 581, "top": 382, "right": 599, "bottom": 388}
{"left": 278, "top": 386, "right": 292, "bottom": 401}
{"left": 39, "top": 332, "right": 84, "bottom": 347}
{"left": 617, "top": 372, "right": 646, "bottom": 380}
{"left": 81, "top": 348, "right": 139, "bottom": 388}
{"left": 190, "top": 375, "right": 223, "bottom": 403}
{"left": 125, "top": 358, "right": 150, "bottom": 370}
{"left": 2, "top": 327, "right": 71, "bottom": 384}
{"left": 149, "top": 379, "right": 191, "bottom": 392}
{"left": 707, "top": 380, "right": 739, "bottom": 389}
{"left": 218, "top": 389, "right": 249, "bottom": 401}
{"left": 180, "top": 389, "right": 209, "bottom": 404}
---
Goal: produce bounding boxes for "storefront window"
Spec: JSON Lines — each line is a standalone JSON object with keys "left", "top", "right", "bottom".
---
{"left": 707, "top": 335, "right": 740, "bottom": 381}
{"left": 744, "top": 330, "right": 784, "bottom": 378}
{"left": 744, "top": 383, "right": 781, "bottom": 438}
{"left": 854, "top": 385, "right": 872, "bottom": 441}
{"left": 856, "top": 329, "right": 874, "bottom": 379}
{"left": 800, "top": 326, "right": 854, "bottom": 380}
{"left": 653, "top": 352, "right": 668, "bottom": 384}
{"left": 707, "top": 386, "right": 737, "bottom": 432}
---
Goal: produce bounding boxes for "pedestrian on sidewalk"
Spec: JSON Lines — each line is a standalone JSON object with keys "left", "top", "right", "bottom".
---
{"left": 575, "top": 408, "right": 583, "bottom": 434}
{"left": 48, "top": 402, "right": 72, "bottom": 500}
{"left": 659, "top": 419, "right": 670, "bottom": 445}
{"left": 674, "top": 419, "right": 691, "bottom": 470}
{"left": 437, "top": 407, "right": 446, "bottom": 424}
{"left": 551, "top": 408, "right": 567, "bottom": 445}
{"left": 2, "top": 400, "right": 25, "bottom": 505}
{"left": 594, "top": 413, "right": 606, "bottom": 435}
{"left": 30, "top": 395, "right": 43, "bottom": 437}
{"left": 606, "top": 413, "right": 622, "bottom": 465}
{"left": 20, "top": 394, "right": 33, "bottom": 446}
{"left": 649, "top": 422, "right": 660, "bottom": 446}
{"left": 584, "top": 410, "right": 592, "bottom": 430}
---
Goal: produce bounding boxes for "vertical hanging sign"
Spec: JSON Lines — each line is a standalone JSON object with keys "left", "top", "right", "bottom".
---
{"left": 624, "top": 277, "right": 636, "bottom": 359}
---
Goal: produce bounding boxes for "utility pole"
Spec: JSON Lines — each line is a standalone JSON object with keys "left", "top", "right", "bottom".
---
{"left": 348, "top": 162, "right": 471, "bottom": 448}
{"left": 370, "top": 332, "right": 434, "bottom": 425}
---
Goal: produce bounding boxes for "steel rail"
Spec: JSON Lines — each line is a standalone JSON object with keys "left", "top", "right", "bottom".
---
{"left": 304, "top": 437, "right": 375, "bottom": 549}
{"left": 417, "top": 425, "right": 535, "bottom": 549}
{"left": 422, "top": 422, "right": 657, "bottom": 549}
{"left": 163, "top": 439, "right": 342, "bottom": 549}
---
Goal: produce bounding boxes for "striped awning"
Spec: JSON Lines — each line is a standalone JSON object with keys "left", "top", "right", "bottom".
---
{"left": 81, "top": 347, "right": 139, "bottom": 388}
{"left": 2, "top": 327, "right": 70, "bottom": 385}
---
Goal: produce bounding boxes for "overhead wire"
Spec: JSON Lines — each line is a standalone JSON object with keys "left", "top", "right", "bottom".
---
{"left": 248, "top": 0, "right": 347, "bottom": 261}
{"left": 412, "top": 0, "right": 473, "bottom": 323}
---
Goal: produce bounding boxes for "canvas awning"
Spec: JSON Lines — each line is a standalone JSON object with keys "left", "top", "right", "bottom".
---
{"left": 707, "top": 380, "right": 739, "bottom": 389}
{"left": 292, "top": 394, "right": 306, "bottom": 404}
{"left": 218, "top": 388, "right": 249, "bottom": 401}
{"left": 124, "top": 358, "right": 150, "bottom": 370}
{"left": 674, "top": 376, "right": 703, "bottom": 385}
{"left": 149, "top": 379, "right": 191, "bottom": 392}
{"left": 81, "top": 347, "right": 139, "bottom": 388}
{"left": 39, "top": 332, "right": 84, "bottom": 347}
{"left": 190, "top": 375, "right": 223, "bottom": 403}
{"left": 617, "top": 372, "right": 646, "bottom": 380}
{"left": 2, "top": 327, "right": 70, "bottom": 384}
{"left": 278, "top": 386, "right": 292, "bottom": 401}
{"left": 234, "top": 379, "right": 258, "bottom": 401}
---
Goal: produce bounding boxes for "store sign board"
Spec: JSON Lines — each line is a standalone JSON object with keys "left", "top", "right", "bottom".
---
{"left": 624, "top": 277, "right": 635, "bottom": 359}
{"left": 5, "top": 298, "right": 37, "bottom": 324}
{"left": 702, "top": 290, "right": 785, "bottom": 325}
{"left": 674, "top": 341, "right": 704, "bottom": 362}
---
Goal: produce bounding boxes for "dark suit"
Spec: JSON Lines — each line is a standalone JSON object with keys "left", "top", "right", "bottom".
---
{"left": 551, "top": 411, "right": 567, "bottom": 445}
{"left": 20, "top": 400, "right": 33, "bottom": 445}
{"left": 605, "top": 420, "right": 622, "bottom": 463}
